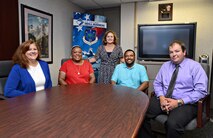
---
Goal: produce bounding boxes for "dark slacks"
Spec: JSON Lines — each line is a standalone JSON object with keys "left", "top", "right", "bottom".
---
{"left": 138, "top": 96, "right": 197, "bottom": 138}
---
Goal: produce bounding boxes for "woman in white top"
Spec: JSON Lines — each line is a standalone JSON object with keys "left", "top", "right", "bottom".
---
{"left": 4, "top": 40, "right": 52, "bottom": 98}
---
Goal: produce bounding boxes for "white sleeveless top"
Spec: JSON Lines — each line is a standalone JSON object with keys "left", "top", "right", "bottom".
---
{"left": 28, "top": 63, "right": 46, "bottom": 91}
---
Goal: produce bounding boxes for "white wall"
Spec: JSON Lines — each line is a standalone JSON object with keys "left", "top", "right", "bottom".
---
{"left": 121, "top": 0, "right": 213, "bottom": 69}
{"left": 136, "top": 0, "right": 213, "bottom": 64}
{"left": 120, "top": 3, "right": 135, "bottom": 52}
{"left": 18, "top": 0, "right": 84, "bottom": 86}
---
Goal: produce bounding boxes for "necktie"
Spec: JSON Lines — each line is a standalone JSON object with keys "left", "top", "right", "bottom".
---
{"left": 165, "top": 65, "right": 179, "bottom": 98}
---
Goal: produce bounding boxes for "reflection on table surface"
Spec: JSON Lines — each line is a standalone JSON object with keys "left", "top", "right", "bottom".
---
{"left": 0, "top": 84, "right": 149, "bottom": 137}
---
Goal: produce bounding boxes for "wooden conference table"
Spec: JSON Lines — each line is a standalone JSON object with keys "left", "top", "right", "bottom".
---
{"left": 0, "top": 84, "right": 149, "bottom": 137}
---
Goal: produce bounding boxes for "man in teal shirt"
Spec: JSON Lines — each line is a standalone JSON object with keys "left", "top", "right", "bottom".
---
{"left": 111, "top": 49, "right": 149, "bottom": 92}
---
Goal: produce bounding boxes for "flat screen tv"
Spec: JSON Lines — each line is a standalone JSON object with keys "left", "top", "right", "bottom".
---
{"left": 138, "top": 23, "right": 196, "bottom": 61}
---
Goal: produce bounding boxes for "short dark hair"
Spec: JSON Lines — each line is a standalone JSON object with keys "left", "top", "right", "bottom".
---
{"left": 124, "top": 49, "right": 135, "bottom": 57}
{"left": 169, "top": 40, "right": 186, "bottom": 53}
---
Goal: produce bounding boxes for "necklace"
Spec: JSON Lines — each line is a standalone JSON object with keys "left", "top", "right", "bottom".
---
{"left": 72, "top": 60, "right": 83, "bottom": 75}
{"left": 77, "top": 65, "right": 80, "bottom": 75}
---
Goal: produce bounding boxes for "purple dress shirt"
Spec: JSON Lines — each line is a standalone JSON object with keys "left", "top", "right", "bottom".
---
{"left": 154, "top": 58, "right": 208, "bottom": 104}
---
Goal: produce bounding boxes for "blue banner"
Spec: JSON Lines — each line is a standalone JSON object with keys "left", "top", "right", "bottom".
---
{"left": 72, "top": 12, "right": 107, "bottom": 70}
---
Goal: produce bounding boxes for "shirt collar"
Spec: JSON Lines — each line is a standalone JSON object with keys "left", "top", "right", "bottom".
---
{"left": 124, "top": 63, "right": 135, "bottom": 69}
{"left": 179, "top": 58, "right": 188, "bottom": 68}
{"left": 171, "top": 57, "right": 187, "bottom": 68}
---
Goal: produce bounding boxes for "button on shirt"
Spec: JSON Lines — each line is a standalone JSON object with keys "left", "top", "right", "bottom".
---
{"left": 111, "top": 63, "right": 149, "bottom": 89}
{"left": 154, "top": 58, "right": 208, "bottom": 104}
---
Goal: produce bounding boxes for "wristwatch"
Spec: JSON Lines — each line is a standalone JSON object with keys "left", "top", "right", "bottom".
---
{"left": 177, "top": 99, "right": 183, "bottom": 107}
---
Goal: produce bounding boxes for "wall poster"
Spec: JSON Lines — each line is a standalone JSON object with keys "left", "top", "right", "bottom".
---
{"left": 72, "top": 12, "right": 107, "bottom": 71}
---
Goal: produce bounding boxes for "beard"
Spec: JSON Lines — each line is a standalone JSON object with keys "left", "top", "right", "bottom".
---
{"left": 126, "top": 60, "right": 135, "bottom": 67}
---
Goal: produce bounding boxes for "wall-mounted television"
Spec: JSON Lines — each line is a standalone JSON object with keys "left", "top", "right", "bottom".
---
{"left": 138, "top": 23, "right": 196, "bottom": 61}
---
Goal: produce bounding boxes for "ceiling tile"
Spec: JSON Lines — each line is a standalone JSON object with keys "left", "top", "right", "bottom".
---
{"left": 70, "top": 0, "right": 100, "bottom": 9}
{"left": 69, "top": 0, "right": 168, "bottom": 10}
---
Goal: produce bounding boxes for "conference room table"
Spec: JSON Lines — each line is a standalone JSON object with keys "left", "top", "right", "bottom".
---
{"left": 0, "top": 84, "right": 149, "bottom": 137}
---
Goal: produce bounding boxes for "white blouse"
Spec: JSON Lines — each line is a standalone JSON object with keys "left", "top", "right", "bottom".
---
{"left": 28, "top": 63, "right": 46, "bottom": 91}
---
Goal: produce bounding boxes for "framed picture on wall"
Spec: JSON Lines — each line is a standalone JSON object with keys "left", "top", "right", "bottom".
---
{"left": 21, "top": 4, "right": 53, "bottom": 64}
{"left": 158, "top": 3, "right": 173, "bottom": 21}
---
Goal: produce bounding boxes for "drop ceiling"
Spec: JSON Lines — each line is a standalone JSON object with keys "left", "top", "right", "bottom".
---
{"left": 69, "top": 0, "right": 167, "bottom": 10}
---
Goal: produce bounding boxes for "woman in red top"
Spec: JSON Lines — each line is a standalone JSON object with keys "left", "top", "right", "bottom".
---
{"left": 58, "top": 46, "right": 95, "bottom": 85}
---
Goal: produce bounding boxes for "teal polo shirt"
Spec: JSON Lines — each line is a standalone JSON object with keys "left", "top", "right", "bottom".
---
{"left": 111, "top": 63, "right": 149, "bottom": 89}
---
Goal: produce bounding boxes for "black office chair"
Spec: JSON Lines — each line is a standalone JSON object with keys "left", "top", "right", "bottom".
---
{"left": 151, "top": 63, "right": 211, "bottom": 133}
{"left": 0, "top": 60, "right": 13, "bottom": 100}
{"left": 138, "top": 64, "right": 149, "bottom": 95}
{"left": 61, "top": 58, "right": 70, "bottom": 65}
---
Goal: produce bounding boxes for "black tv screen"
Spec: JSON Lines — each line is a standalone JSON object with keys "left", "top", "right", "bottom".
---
{"left": 138, "top": 23, "right": 196, "bottom": 61}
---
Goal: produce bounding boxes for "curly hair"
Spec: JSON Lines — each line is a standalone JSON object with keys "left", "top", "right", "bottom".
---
{"left": 12, "top": 40, "right": 41, "bottom": 68}
{"left": 102, "top": 30, "right": 118, "bottom": 45}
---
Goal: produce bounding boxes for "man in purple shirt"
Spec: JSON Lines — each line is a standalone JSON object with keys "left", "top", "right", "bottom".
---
{"left": 139, "top": 40, "right": 208, "bottom": 138}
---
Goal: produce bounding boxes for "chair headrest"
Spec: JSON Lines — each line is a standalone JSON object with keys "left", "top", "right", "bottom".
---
{"left": 0, "top": 60, "right": 13, "bottom": 77}
{"left": 61, "top": 58, "right": 70, "bottom": 65}
{"left": 200, "top": 63, "right": 210, "bottom": 78}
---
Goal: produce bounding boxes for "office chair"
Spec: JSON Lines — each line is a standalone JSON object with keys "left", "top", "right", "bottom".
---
{"left": 151, "top": 63, "right": 211, "bottom": 133}
{"left": 137, "top": 64, "right": 149, "bottom": 95}
{"left": 61, "top": 58, "right": 70, "bottom": 65}
{"left": 0, "top": 60, "right": 13, "bottom": 100}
